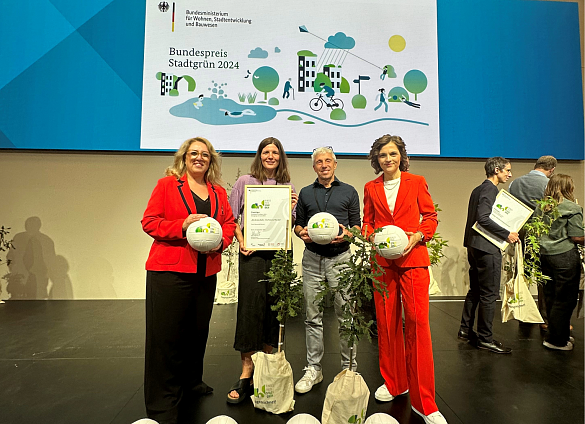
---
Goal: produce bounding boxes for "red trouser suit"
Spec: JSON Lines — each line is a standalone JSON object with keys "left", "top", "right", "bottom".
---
{"left": 363, "top": 173, "right": 438, "bottom": 415}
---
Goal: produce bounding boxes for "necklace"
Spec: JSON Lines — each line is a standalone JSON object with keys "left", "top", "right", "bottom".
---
{"left": 384, "top": 178, "right": 400, "bottom": 190}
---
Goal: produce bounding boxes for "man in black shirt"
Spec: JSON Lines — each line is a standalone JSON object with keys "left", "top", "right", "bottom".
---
{"left": 293, "top": 146, "right": 361, "bottom": 393}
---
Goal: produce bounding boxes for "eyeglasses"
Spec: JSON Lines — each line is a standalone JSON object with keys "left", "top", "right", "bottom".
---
{"left": 313, "top": 146, "right": 334, "bottom": 152}
{"left": 186, "top": 150, "right": 210, "bottom": 159}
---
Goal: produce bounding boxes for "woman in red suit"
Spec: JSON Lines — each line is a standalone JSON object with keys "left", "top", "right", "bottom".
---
{"left": 362, "top": 135, "right": 446, "bottom": 424}
{"left": 141, "top": 137, "right": 236, "bottom": 424}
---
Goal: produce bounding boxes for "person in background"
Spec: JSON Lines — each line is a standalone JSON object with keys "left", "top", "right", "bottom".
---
{"left": 539, "top": 174, "right": 584, "bottom": 351}
{"left": 142, "top": 137, "right": 236, "bottom": 424}
{"left": 458, "top": 157, "right": 519, "bottom": 354}
{"left": 509, "top": 155, "right": 557, "bottom": 328}
{"left": 227, "top": 137, "right": 298, "bottom": 404}
{"left": 509, "top": 155, "right": 556, "bottom": 209}
{"left": 362, "top": 135, "right": 446, "bottom": 424}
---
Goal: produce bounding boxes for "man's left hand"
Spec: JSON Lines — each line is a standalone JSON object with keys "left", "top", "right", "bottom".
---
{"left": 330, "top": 223, "right": 349, "bottom": 244}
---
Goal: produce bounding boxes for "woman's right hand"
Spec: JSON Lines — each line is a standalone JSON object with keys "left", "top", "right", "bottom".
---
{"left": 239, "top": 240, "right": 255, "bottom": 256}
{"left": 182, "top": 214, "right": 208, "bottom": 232}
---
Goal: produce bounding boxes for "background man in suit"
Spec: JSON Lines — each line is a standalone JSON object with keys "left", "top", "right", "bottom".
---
{"left": 458, "top": 157, "right": 519, "bottom": 354}
{"left": 509, "top": 155, "right": 557, "bottom": 328}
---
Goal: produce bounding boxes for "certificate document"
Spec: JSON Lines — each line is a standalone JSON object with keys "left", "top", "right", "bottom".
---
{"left": 472, "top": 190, "right": 534, "bottom": 251}
{"left": 244, "top": 185, "right": 292, "bottom": 250}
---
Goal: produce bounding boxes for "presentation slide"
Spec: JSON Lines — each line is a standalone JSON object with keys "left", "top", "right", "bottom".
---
{"left": 140, "top": 0, "right": 440, "bottom": 154}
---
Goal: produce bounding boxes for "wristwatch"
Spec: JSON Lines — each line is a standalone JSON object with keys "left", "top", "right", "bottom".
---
{"left": 417, "top": 231, "right": 425, "bottom": 243}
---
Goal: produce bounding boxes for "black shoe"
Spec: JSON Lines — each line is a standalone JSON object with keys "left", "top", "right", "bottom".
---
{"left": 477, "top": 340, "right": 512, "bottom": 354}
{"left": 457, "top": 330, "right": 470, "bottom": 340}
{"left": 458, "top": 329, "right": 478, "bottom": 342}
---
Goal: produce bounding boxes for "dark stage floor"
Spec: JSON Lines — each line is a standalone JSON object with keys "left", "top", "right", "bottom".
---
{"left": 0, "top": 300, "right": 582, "bottom": 424}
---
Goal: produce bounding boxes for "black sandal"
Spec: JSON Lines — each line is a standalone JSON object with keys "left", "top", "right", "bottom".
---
{"left": 226, "top": 377, "right": 253, "bottom": 404}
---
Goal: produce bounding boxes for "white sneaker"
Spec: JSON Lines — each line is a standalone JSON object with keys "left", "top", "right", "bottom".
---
{"left": 295, "top": 366, "right": 323, "bottom": 393}
{"left": 543, "top": 340, "right": 574, "bottom": 351}
{"left": 374, "top": 384, "right": 408, "bottom": 402}
{"left": 413, "top": 407, "right": 448, "bottom": 424}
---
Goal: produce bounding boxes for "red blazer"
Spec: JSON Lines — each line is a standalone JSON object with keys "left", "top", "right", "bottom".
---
{"left": 362, "top": 173, "right": 438, "bottom": 268}
{"left": 142, "top": 175, "right": 236, "bottom": 276}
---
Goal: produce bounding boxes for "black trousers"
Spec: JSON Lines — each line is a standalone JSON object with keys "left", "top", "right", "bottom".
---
{"left": 541, "top": 248, "right": 580, "bottom": 346}
{"left": 145, "top": 270, "right": 217, "bottom": 424}
{"left": 460, "top": 247, "right": 501, "bottom": 343}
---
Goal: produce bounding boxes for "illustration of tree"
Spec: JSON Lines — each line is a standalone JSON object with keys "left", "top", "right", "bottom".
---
{"left": 340, "top": 77, "right": 350, "bottom": 93}
{"left": 313, "top": 73, "right": 332, "bottom": 93}
{"left": 403, "top": 70, "right": 427, "bottom": 101}
{"left": 252, "top": 66, "right": 279, "bottom": 100}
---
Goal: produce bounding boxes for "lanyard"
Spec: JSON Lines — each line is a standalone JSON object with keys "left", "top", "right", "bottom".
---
{"left": 314, "top": 184, "right": 335, "bottom": 212}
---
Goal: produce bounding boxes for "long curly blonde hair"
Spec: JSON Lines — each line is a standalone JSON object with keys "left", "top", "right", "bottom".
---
{"left": 165, "top": 137, "right": 223, "bottom": 186}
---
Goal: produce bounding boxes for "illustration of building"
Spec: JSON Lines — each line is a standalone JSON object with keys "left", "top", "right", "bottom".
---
{"left": 323, "top": 64, "right": 342, "bottom": 89}
{"left": 160, "top": 72, "right": 174, "bottom": 95}
{"left": 297, "top": 50, "right": 318, "bottom": 92}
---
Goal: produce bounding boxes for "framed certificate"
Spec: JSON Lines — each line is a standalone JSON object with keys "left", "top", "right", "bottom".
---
{"left": 244, "top": 185, "right": 292, "bottom": 250}
{"left": 472, "top": 189, "right": 534, "bottom": 251}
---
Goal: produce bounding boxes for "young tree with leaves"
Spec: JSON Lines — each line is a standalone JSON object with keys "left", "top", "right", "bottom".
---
{"left": 317, "top": 227, "right": 385, "bottom": 369}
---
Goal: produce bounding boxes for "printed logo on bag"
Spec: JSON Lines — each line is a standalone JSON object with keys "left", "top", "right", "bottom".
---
{"left": 507, "top": 292, "right": 524, "bottom": 306}
{"left": 254, "top": 385, "right": 276, "bottom": 405}
{"left": 348, "top": 409, "right": 366, "bottom": 423}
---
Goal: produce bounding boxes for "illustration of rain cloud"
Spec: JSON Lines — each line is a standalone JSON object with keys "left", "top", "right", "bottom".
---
{"left": 324, "top": 32, "right": 356, "bottom": 49}
{"left": 248, "top": 47, "right": 269, "bottom": 58}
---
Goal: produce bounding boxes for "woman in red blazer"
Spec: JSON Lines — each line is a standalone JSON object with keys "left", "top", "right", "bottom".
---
{"left": 362, "top": 135, "right": 446, "bottom": 424}
{"left": 141, "top": 137, "right": 236, "bottom": 424}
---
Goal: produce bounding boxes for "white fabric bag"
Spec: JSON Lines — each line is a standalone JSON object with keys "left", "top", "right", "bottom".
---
{"left": 501, "top": 243, "right": 544, "bottom": 323}
{"left": 214, "top": 279, "right": 237, "bottom": 304}
{"left": 428, "top": 267, "right": 442, "bottom": 296}
{"left": 251, "top": 351, "right": 295, "bottom": 414}
{"left": 321, "top": 369, "right": 370, "bottom": 424}
{"left": 215, "top": 251, "right": 238, "bottom": 304}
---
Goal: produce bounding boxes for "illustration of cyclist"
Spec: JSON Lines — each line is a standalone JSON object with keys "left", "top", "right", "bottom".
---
{"left": 319, "top": 82, "right": 335, "bottom": 106}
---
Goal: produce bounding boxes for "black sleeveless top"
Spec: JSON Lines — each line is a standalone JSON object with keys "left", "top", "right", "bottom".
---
{"left": 192, "top": 192, "right": 211, "bottom": 276}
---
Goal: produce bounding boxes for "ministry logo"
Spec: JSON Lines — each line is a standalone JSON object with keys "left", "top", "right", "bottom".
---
{"left": 158, "top": 1, "right": 170, "bottom": 12}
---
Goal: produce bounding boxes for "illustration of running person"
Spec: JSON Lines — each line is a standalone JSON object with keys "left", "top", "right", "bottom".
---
{"left": 374, "top": 88, "right": 388, "bottom": 112}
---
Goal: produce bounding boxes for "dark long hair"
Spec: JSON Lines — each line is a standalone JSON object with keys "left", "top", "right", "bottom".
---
{"left": 250, "top": 137, "right": 291, "bottom": 183}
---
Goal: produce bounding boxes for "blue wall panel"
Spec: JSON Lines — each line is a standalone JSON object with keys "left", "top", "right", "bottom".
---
{"left": 0, "top": 0, "right": 582, "bottom": 158}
